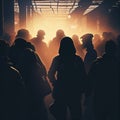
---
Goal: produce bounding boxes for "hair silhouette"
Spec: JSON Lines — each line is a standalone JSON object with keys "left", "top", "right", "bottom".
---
{"left": 59, "top": 36, "right": 76, "bottom": 56}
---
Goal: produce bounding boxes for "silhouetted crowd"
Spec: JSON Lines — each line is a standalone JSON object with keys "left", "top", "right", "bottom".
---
{"left": 0, "top": 29, "right": 120, "bottom": 120}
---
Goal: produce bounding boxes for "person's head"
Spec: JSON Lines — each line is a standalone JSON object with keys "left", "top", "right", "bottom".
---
{"left": 37, "top": 29, "right": 45, "bottom": 40}
{"left": 0, "top": 40, "right": 9, "bottom": 57}
{"left": 72, "top": 34, "right": 80, "bottom": 45}
{"left": 56, "top": 29, "right": 65, "bottom": 40}
{"left": 105, "top": 40, "right": 117, "bottom": 56}
{"left": 59, "top": 36, "right": 76, "bottom": 56}
{"left": 81, "top": 33, "right": 93, "bottom": 48}
{"left": 93, "top": 34, "right": 101, "bottom": 40}
{"left": 102, "top": 32, "right": 109, "bottom": 41}
{"left": 14, "top": 38, "right": 35, "bottom": 51}
{"left": 15, "top": 29, "right": 31, "bottom": 41}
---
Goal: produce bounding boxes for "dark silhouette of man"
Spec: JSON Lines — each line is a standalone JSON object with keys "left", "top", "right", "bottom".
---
{"left": 9, "top": 38, "right": 51, "bottom": 120}
{"left": 88, "top": 40, "right": 119, "bottom": 120}
{"left": 31, "top": 30, "right": 49, "bottom": 70}
{"left": 0, "top": 40, "right": 25, "bottom": 120}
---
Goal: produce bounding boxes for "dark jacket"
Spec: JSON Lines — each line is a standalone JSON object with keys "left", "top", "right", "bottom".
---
{"left": 48, "top": 55, "right": 86, "bottom": 100}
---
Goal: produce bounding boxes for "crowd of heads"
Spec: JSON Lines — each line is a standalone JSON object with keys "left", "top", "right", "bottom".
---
{"left": 0, "top": 28, "right": 120, "bottom": 120}
{"left": 1, "top": 29, "right": 120, "bottom": 66}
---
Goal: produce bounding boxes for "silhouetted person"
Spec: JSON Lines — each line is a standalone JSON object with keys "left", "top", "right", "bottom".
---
{"left": 0, "top": 40, "right": 25, "bottom": 120}
{"left": 9, "top": 38, "right": 51, "bottom": 120}
{"left": 107, "top": 32, "right": 116, "bottom": 41}
{"left": 88, "top": 40, "right": 119, "bottom": 120}
{"left": 96, "top": 32, "right": 111, "bottom": 57}
{"left": 72, "top": 34, "right": 84, "bottom": 60}
{"left": 15, "top": 29, "right": 31, "bottom": 41}
{"left": 80, "top": 33, "right": 97, "bottom": 120}
{"left": 81, "top": 33, "right": 97, "bottom": 74}
{"left": 93, "top": 34, "right": 102, "bottom": 56}
{"left": 49, "top": 29, "right": 65, "bottom": 65}
{"left": 48, "top": 37, "right": 86, "bottom": 120}
{"left": 31, "top": 29, "right": 49, "bottom": 70}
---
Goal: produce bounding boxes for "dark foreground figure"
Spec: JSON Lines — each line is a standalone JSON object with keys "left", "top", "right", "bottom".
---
{"left": 0, "top": 40, "right": 25, "bottom": 120}
{"left": 88, "top": 40, "right": 119, "bottom": 120}
{"left": 48, "top": 37, "right": 86, "bottom": 120}
{"left": 9, "top": 38, "right": 51, "bottom": 120}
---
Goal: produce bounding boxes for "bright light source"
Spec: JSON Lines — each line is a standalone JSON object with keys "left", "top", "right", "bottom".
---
{"left": 26, "top": 15, "right": 70, "bottom": 44}
{"left": 68, "top": 15, "right": 71, "bottom": 19}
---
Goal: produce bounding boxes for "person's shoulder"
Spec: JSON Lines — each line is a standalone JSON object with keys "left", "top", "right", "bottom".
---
{"left": 42, "top": 41, "right": 48, "bottom": 47}
{"left": 31, "top": 37, "right": 37, "bottom": 41}
{"left": 93, "top": 56, "right": 103, "bottom": 65}
{"left": 91, "top": 48, "right": 97, "bottom": 54}
{"left": 49, "top": 56, "right": 60, "bottom": 66}
{"left": 50, "top": 37, "right": 57, "bottom": 44}
{"left": 53, "top": 55, "right": 60, "bottom": 60}
{"left": 52, "top": 55, "right": 62, "bottom": 62}
{"left": 75, "top": 55, "right": 83, "bottom": 61}
{"left": 30, "top": 37, "right": 37, "bottom": 44}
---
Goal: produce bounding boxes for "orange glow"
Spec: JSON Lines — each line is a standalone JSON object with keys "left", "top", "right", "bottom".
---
{"left": 15, "top": 14, "right": 105, "bottom": 45}
{"left": 26, "top": 15, "right": 70, "bottom": 45}
{"left": 25, "top": 15, "right": 96, "bottom": 44}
